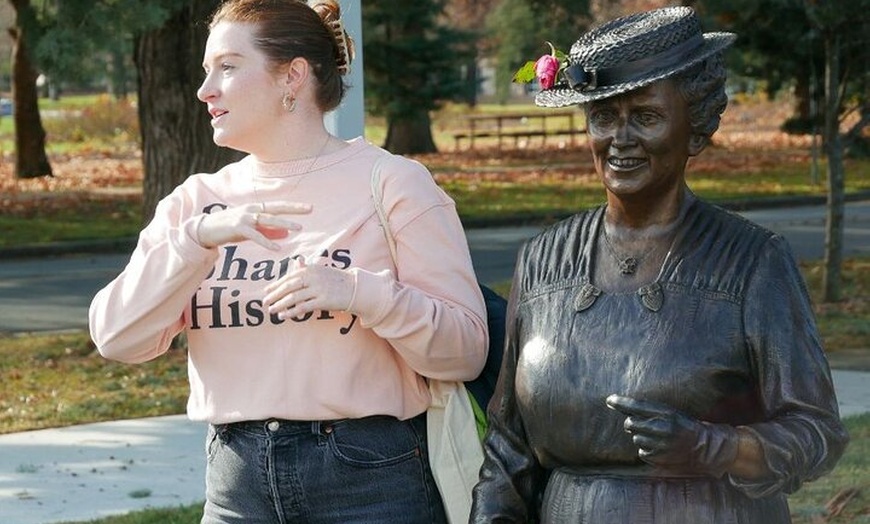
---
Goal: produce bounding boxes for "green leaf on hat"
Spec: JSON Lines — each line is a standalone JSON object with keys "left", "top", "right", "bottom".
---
{"left": 512, "top": 60, "right": 537, "bottom": 83}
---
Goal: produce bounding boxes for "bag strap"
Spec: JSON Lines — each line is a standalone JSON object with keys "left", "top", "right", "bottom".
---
{"left": 371, "top": 153, "right": 398, "bottom": 266}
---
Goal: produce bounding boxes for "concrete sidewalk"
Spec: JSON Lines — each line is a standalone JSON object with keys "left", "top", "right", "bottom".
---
{"left": 0, "top": 415, "right": 205, "bottom": 524}
{"left": 1, "top": 370, "right": 867, "bottom": 524}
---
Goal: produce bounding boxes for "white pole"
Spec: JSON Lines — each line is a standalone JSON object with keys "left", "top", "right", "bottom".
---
{"left": 324, "top": 0, "right": 365, "bottom": 139}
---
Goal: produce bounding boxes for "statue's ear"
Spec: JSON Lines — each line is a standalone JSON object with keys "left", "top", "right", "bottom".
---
{"left": 688, "top": 134, "right": 707, "bottom": 157}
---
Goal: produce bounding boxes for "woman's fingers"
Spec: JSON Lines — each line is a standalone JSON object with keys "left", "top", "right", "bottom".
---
{"left": 261, "top": 259, "right": 354, "bottom": 318}
{"left": 198, "top": 202, "right": 312, "bottom": 249}
{"left": 263, "top": 259, "right": 311, "bottom": 318}
{"left": 253, "top": 202, "right": 312, "bottom": 242}
{"left": 264, "top": 264, "right": 306, "bottom": 307}
{"left": 262, "top": 202, "right": 314, "bottom": 216}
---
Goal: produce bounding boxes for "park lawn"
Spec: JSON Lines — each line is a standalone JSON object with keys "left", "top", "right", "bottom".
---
{"left": 788, "top": 413, "right": 870, "bottom": 523}
{"left": 0, "top": 197, "right": 141, "bottom": 246}
{"left": 58, "top": 504, "right": 204, "bottom": 524}
{"left": 0, "top": 335, "right": 189, "bottom": 434}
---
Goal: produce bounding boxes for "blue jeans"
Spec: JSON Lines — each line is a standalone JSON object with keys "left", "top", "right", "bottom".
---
{"left": 201, "top": 414, "right": 447, "bottom": 523}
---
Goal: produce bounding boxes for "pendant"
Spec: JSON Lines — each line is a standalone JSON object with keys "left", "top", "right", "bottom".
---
{"left": 618, "top": 256, "right": 639, "bottom": 275}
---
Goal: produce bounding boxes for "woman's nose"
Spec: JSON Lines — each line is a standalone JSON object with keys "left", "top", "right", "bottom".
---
{"left": 611, "top": 118, "right": 633, "bottom": 146}
{"left": 197, "top": 75, "right": 216, "bottom": 103}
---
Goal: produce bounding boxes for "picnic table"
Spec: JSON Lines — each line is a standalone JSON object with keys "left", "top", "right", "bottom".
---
{"left": 452, "top": 109, "right": 585, "bottom": 150}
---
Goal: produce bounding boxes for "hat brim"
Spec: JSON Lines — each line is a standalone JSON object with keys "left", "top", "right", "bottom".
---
{"left": 535, "top": 32, "right": 736, "bottom": 108}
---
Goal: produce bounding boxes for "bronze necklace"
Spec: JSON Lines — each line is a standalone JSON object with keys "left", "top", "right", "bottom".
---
{"left": 600, "top": 228, "right": 657, "bottom": 276}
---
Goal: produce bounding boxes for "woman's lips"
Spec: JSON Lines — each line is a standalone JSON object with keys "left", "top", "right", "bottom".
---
{"left": 209, "top": 108, "right": 228, "bottom": 122}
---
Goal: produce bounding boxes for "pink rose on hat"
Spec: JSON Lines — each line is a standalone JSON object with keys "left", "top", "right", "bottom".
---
{"left": 512, "top": 41, "right": 567, "bottom": 91}
{"left": 535, "top": 54, "right": 560, "bottom": 89}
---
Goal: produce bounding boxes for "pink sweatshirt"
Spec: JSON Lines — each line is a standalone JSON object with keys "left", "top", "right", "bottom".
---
{"left": 89, "top": 138, "right": 488, "bottom": 423}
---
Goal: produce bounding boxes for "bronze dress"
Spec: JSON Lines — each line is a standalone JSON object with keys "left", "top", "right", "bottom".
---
{"left": 471, "top": 200, "right": 848, "bottom": 523}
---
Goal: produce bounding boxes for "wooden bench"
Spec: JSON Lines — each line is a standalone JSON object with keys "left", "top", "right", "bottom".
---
{"left": 453, "top": 110, "right": 586, "bottom": 150}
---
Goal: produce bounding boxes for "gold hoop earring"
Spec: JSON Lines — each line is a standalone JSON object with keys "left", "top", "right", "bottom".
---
{"left": 282, "top": 93, "right": 297, "bottom": 113}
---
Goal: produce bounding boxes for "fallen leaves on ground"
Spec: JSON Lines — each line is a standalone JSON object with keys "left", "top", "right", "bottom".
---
{"left": 0, "top": 152, "right": 142, "bottom": 218}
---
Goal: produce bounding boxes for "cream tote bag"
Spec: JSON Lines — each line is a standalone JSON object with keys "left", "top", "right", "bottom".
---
{"left": 370, "top": 154, "right": 485, "bottom": 524}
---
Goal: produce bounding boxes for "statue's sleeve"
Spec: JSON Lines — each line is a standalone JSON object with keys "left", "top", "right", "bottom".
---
{"left": 470, "top": 248, "right": 547, "bottom": 523}
{"left": 730, "top": 235, "right": 849, "bottom": 498}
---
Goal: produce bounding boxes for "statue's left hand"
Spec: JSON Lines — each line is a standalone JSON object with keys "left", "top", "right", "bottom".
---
{"left": 606, "top": 394, "right": 739, "bottom": 478}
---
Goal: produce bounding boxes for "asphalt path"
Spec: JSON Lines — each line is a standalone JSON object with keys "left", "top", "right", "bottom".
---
{"left": 1, "top": 201, "right": 868, "bottom": 335}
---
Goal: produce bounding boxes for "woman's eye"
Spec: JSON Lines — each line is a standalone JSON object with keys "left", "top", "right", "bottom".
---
{"left": 634, "top": 111, "right": 660, "bottom": 126}
{"left": 589, "top": 110, "right": 616, "bottom": 127}
{"left": 221, "top": 63, "right": 234, "bottom": 72}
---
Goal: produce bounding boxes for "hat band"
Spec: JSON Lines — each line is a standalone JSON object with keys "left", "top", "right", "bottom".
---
{"left": 563, "top": 33, "right": 704, "bottom": 92}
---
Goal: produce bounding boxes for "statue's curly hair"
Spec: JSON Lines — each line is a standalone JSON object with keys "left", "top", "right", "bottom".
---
{"left": 675, "top": 52, "right": 729, "bottom": 140}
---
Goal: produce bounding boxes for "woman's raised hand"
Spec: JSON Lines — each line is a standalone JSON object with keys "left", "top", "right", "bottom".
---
{"left": 196, "top": 202, "right": 312, "bottom": 250}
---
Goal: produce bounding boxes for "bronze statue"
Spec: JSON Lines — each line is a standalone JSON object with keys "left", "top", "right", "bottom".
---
{"left": 471, "top": 6, "right": 848, "bottom": 523}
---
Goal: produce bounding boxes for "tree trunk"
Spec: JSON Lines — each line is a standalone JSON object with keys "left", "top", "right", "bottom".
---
{"left": 134, "top": 0, "right": 243, "bottom": 224}
{"left": 822, "top": 31, "right": 844, "bottom": 303}
{"left": 8, "top": 0, "right": 52, "bottom": 179}
{"left": 384, "top": 114, "right": 438, "bottom": 155}
{"left": 464, "top": 56, "right": 479, "bottom": 107}
{"left": 793, "top": 74, "right": 812, "bottom": 122}
{"left": 109, "top": 47, "right": 129, "bottom": 99}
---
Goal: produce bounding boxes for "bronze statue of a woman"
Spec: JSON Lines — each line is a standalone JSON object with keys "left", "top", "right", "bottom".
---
{"left": 471, "top": 7, "right": 848, "bottom": 523}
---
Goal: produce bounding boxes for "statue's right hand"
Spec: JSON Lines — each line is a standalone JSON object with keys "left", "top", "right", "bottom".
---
{"left": 196, "top": 202, "right": 312, "bottom": 250}
{"left": 605, "top": 394, "right": 739, "bottom": 478}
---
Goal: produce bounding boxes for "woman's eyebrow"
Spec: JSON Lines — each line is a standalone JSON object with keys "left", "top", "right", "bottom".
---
{"left": 202, "top": 51, "right": 244, "bottom": 68}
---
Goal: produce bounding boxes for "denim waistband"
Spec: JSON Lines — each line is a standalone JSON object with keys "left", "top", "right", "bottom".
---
{"left": 218, "top": 418, "right": 337, "bottom": 436}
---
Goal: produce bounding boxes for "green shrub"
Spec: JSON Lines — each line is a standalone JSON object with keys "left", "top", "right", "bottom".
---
{"left": 44, "top": 95, "right": 139, "bottom": 145}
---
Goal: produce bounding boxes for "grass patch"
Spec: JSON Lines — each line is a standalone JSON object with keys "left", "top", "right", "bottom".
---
{"left": 441, "top": 175, "right": 607, "bottom": 223}
{"left": 0, "top": 94, "right": 139, "bottom": 156}
{"left": 0, "top": 197, "right": 142, "bottom": 247}
{"left": 0, "top": 333, "right": 189, "bottom": 434}
{"left": 58, "top": 503, "right": 203, "bottom": 524}
{"left": 803, "top": 258, "right": 870, "bottom": 352}
{"left": 788, "top": 413, "right": 870, "bottom": 523}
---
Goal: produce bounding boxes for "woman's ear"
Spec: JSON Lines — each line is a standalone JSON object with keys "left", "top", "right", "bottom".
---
{"left": 688, "top": 134, "right": 707, "bottom": 157}
{"left": 282, "top": 57, "right": 310, "bottom": 92}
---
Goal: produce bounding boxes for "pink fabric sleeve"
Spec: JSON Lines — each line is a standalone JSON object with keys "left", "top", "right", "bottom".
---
{"left": 347, "top": 155, "right": 489, "bottom": 382}
{"left": 89, "top": 183, "right": 219, "bottom": 363}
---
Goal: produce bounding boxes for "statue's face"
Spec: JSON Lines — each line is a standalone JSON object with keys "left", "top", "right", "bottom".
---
{"left": 586, "top": 79, "right": 701, "bottom": 201}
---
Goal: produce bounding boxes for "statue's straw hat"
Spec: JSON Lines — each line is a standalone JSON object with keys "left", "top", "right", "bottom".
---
{"left": 536, "top": 6, "right": 736, "bottom": 108}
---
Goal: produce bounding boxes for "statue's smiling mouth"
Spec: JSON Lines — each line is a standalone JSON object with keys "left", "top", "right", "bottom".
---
{"left": 608, "top": 157, "right": 647, "bottom": 170}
